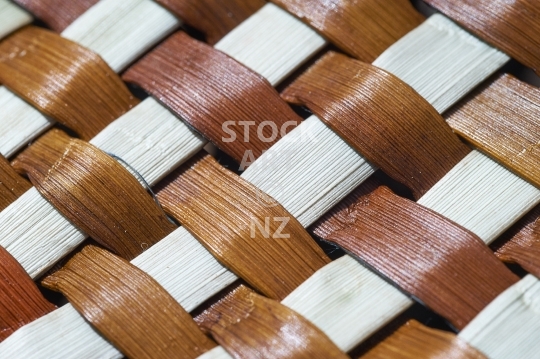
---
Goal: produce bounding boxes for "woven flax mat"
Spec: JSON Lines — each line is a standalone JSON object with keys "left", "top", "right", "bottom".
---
{"left": 0, "top": 0, "right": 539, "bottom": 358}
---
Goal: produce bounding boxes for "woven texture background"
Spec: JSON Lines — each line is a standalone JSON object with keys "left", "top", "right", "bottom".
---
{"left": 0, "top": 0, "right": 539, "bottom": 358}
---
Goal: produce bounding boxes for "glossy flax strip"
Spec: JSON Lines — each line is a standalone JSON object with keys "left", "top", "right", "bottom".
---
{"left": 0, "top": 96, "right": 207, "bottom": 278}
{"left": 42, "top": 245, "right": 216, "bottom": 359}
{"left": 313, "top": 185, "right": 518, "bottom": 329}
{"left": 361, "top": 320, "right": 486, "bottom": 359}
{"left": 281, "top": 52, "right": 471, "bottom": 199}
{"left": 155, "top": 153, "right": 330, "bottom": 300}
{"left": 0, "top": 6, "right": 530, "bottom": 358}
{"left": 493, "top": 204, "right": 540, "bottom": 278}
{"left": 123, "top": 32, "right": 302, "bottom": 164}
{"left": 195, "top": 285, "right": 347, "bottom": 359}
{"left": 0, "top": 26, "right": 139, "bottom": 141}
{"left": 13, "top": 129, "right": 176, "bottom": 260}
{"left": 446, "top": 74, "right": 540, "bottom": 189}
{"left": 59, "top": 0, "right": 180, "bottom": 72}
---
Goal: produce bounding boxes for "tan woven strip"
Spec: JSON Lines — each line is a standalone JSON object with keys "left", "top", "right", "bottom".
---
{"left": 270, "top": 0, "right": 424, "bottom": 62}
{"left": 361, "top": 320, "right": 486, "bottom": 359}
{"left": 195, "top": 285, "right": 348, "bottom": 359}
{"left": 0, "top": 155, "right": 31, "bottom": 212}
{"left": 13, "top": 0, "right": 99, "bottom": 32}
{"left": 493, "top": 204, "right": 540, "bottom": 277}
{"left": 424, "top": 0, "right": 540, "bottom": 75}
{"left": 0, "top": 246, "right": 55, "bottom": 342}
{"left": 42, "top": 245, "right": 216, "bottom": 359}
{"left": 0, "top": 26, "right": 139, "bottom": 140}
{"left": 281, "top": 52, "right": 471, "bottom": 199}
{"left": 447, "top": 74, "right": 540, "bottom": 189}
{"left": 155, "top": 0, "right": 264, "bottom": 44}
{"left": 312, "top": 185, "right": 518, "bottom": 329}
{"left": 123, "top": 31, "right": 301, "bottom": 164}
{"left": 12, "top": 129, "right": 176, "bottom": 260}
{"left": 155, "top": 152, "right": 330, "bottom": 300}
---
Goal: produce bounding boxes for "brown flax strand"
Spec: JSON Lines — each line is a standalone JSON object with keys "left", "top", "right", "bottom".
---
{"left": 0, "top": 246, "right": 55, "bottom": 342}
{"left": 310, "top": 175, "right": 385, "bottom": 239}
{"left": 154, "top": 0, "right": 265, "bottom": 44}
{"left": 0, "top": 27, "right": 139, "bottom": 140}
{"left": 12, "top": 129, "right": 176, "bottom": 260}
{"left": 361, "top": 320, "right": 486, "bottom": 359}
{"left": 123, "top": 32, "right": 302, "bottom": 164}
{"left": 424, "top": 0, "right": 540, "bottom": 75}
{"left": 270, "top": 0, "right": 424, "bottom": 62}
{"left": 42, "top": 245, "right": 216, "bottom": 359}
{"left": 14, "top": 0, "right": 263, "bottom": 38}
{"left": 493, "top": 204, "right": 540, "bottom": 278}
{"left": 446, "top": 74, "right": 540, "bottom": 188}
{"left": 0, "top": 155, "right": 31, "bottom": 212}
{"left": 282, "top": 52, "right": 471, "bottom": 199}
{"left": 312, "top": 186, "right": 518, "bottom": 329}
{"left": 195, "top": 285, "right": 348, "bottom": 359}
{"left": 13, "top": 0, "right": 99, "bottom": 32}
{"left": 156, "top": 152, "right": 330, "bottom": 300}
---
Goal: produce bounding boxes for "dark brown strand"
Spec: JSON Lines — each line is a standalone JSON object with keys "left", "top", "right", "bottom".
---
{"left": 424, "top": 0, "right": 540, "bottom": 75}
{"left": 492, "top": 204, "right": 540, "bottom": 278}
{"left": 361, "top": 320, "right": 486, "bottom": 359}
{"left": 310, "top": 175, "right": 384, "bottom": 240}
{"left": 270, "top": 0, "right": 424, "bottom": 62}
{"left": 123, "top": 31, "right": 302, "bottom": 165}
{"left": 195, "top": 285, "right": 348, "bottom": 359}
{"left": 0, "top": 246, "right": 55, "bottom": 342}
{"left": 313, "top": 185, "right": 518, "bottom": 329}
{"left": 42, "top": 245, "right": 216, "bottom": 359}
{"left": 155, "top": 152, "right": 330, "bottom": 300}
{"left": 0, "top": 154, "right": 31, "bottom": 212}
{"left": 282, "top": 52, "right": 471, "bottom": 199}
{"left": 0, "top": 26, "right": 139, "bottom": 140}
{"left": 13, "top": 0, "right": 99, "bottom": 32}
{"left": 155, "top": 0, "right": 264, "bottom": 45}
{"left": 446, "top": 74, "right": 540, "bottom": 188}
{"left": 13, "top": 129, "right": 176, "bottom": 260}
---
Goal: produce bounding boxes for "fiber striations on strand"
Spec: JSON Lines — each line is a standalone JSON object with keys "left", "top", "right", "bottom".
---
{"left": 270, "top": 0, "right": 424, "bottom": 62}
{"left": 0, "top": 27, "right": 139, "bottom": 140}
{"left": 42, "top": 245, "right": 216, "bottom": 359}
{"left": 156, "top": 152, "right": 330, "bottom": 300}
{"left": 195, "top": 285, "right": 348, "bottom": 359}
{"left": 13, "top": 129, "right": 176, "bottom": 260}
{"left": 123, "top": 31, "right": 301, "bottom": 164}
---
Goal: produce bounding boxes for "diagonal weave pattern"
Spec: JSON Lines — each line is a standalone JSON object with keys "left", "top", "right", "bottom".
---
{"left": 0, "top": 0, "right": 539, "bottom": 359}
